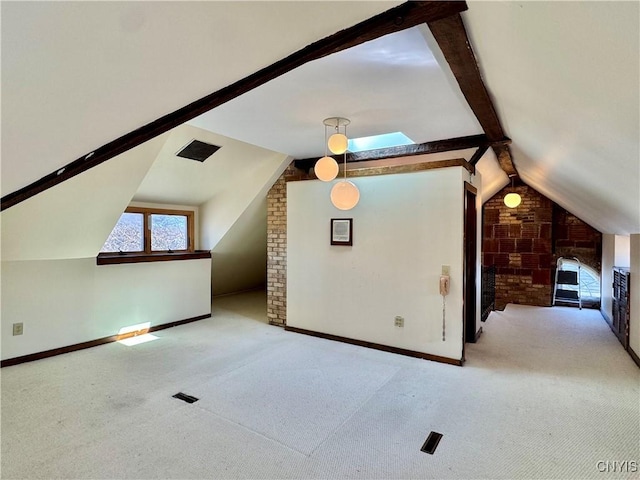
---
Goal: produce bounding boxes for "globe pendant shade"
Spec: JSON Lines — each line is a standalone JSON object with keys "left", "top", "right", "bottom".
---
{"left": 504, "top": 192, "right": 522, "bottom": 208}
{"left": 314, "top": 156, "right": 339, "bottom": 182}
{"left": 328, "top": 133, "right": 348, "bottom": 154}
{"left": 331, "top": 180, "right": 360, "bottom": 210}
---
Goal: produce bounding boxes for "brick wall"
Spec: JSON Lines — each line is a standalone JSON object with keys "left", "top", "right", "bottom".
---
{"left": 553, "top": 205, "right": 602, "bottom": 272}
{"left": 266, "top": 163, "right": 313, "bottom": 326}
{"left": 482, "top": 183, "right": 601, "bottom": 310}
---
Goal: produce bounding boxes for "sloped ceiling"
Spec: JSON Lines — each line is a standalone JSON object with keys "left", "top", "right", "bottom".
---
{"left": 463, "top": 1, "right": 639, "bottom": 234}
{"left": 1, "top": 134, "right": 168, "bottom": 261}
{"left": 1, "top": 0, "right": 402, "bottom": 195}
{"left": 2, "top": 1, "right": 638, "bottom": 236}
{"left": 188, "top": 25, "right": 482, "bottom": 158}
{"left": 133, "top": 124, "right": 289, "bottom": 206}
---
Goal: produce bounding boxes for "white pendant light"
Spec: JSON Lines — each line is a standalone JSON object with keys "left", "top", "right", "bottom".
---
{"left": 328, "top": 133, "right": 348, "bottom": 155}
{"left": 314, "top": 121, "right": 339, "bottom": 182}
{"left": 331, "top": 180, "right": 360, "bottom": 210}
{"left": 323, "top": 117, "right": 359, "bottom": 210}
{"left": 504, "top": 192, "right": 522, "bottom": 208}
{"left": 315, "top": 156, "right": 339, "bottom": 182}
{"left": 504, "top": 175, "right": 522, "bottom": 208}
{"left": 324, "top": 117, "right": 350, "bottom": 154}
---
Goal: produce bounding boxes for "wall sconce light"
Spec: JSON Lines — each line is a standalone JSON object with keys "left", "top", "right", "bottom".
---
{"left": 504, "top": 175, "right": 522, "bottom": 208}
{"left": 314, "top": 117, "right": 359, "bottom": 210}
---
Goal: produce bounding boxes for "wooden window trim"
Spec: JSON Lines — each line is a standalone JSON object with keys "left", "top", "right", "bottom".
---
{"left": 97, "top": 206, "right": 199, "bottom": 265}
{"left": 96, "top": 250, "right": 211, "bottom": 266}
{"left": 124, "top": 206, "right": 195, "bottom": 253}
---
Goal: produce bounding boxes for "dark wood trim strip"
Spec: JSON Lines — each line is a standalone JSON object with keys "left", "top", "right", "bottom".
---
{"left": 148, "top": 314, "right": 211, "bottom": 333}
{"left": 469, "top": 145, "right": 488, "bottom": 166}
{"left": 1, "top": 1, "right": 467, "bottom": 212}
{"left": 97, "top": 250, "right": 211, "bottom": 265}
{"left": 288, "top": 158, "right": 474, "bottom": 182}
{"left": 1, "top": 314, "right": 211, "bottom": 368}
{"left": 1, "top": 335, "right": 119, "bottom": 368}
{"left": 628, "top": 347, "right": 640, "bottom": 369}
{"left": 284, "top": 326, "right": 462, "bottom": 366}
{"left": 474, "top": 327, "right": 483, "bottom": 342}
{"left": 464, "top": 180, "right": 478, "bottom": 195}
{"left": 340, "top": 158, "right": 473, "bottom": 179}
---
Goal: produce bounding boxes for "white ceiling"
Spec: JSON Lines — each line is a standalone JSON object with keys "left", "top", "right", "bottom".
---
{"left": 188, "top": 26, "right": 482, "bottom": 159}
{"left": 132, "top": 124, "right": 288, "bottom": 206}
{"left": 0, "top": 0, "right": 402, "bottom": 195}
{"left": 464, "top": 1, "right": 639, "bottom": 234}
{"left": 2, "top": 1, "right": 638, "bottom": 235}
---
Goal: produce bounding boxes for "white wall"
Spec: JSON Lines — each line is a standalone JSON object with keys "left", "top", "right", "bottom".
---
{"left": 1, "top": 258, "right": 211, "bottom": 360}
{"left": 200, "top": 154, "right": 290, "bottom": 251}
{"left": 287, "top": 167, "right": 469, "bottom": 361}
{"left": 601, "top": 234, "right": 615, "bottom": 323}
{"left": 212, "top": 195, "right": 268, "bottom": 296}
{"left": 615, "top": 235, "right": 631, "bottom": 267}
{"left": 629, "top": 234, "right": 640, "bottom": 357}
{"left": 199, "top": 152, "right": 290, "bottom": 295}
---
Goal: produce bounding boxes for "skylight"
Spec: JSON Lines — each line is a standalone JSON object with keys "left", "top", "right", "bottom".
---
{"left": 348, "top": 132, "right": 414, "bottom": 153}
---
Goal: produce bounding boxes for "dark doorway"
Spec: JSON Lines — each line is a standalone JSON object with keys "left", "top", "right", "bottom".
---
{"left": 463, "top": 182, "right": 478, "bottom": 359}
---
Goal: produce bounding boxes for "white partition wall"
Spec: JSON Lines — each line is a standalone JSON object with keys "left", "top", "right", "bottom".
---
{"left": 287, "top": 167, "right": 468, "bottom": 362}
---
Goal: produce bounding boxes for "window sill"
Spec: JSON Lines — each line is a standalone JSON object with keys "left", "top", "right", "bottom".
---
{"left": 96, "top": 250, "right": 211, "bottom": 266}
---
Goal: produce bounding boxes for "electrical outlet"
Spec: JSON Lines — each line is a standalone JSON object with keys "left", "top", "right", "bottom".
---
{"left": 394, "top": 316, "right": 404, "bottom": 327}
{"left": 441, "top": 265, "right": 450, "bottom": 276}
{"left": 13, "top": 323, "right": 23, "bottom": 336}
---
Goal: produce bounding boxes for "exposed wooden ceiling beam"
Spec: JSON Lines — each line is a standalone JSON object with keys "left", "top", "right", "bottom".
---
{"left": 469, "top": 145, "right": 489, "bottom": 166}
{"left": 294, "top": 134, "right": 509, "bottom": 172}
{"left": 2, "top": 1, "right": 468, "bottom": 211}
{"left": 428, "top": 13, "right": 519, "bottom": 178}
{"left": 494, "top": 144, "right": 518, "bottom": 177}
{"left": 344, "top": 158, "right": 474, "bottom": 178}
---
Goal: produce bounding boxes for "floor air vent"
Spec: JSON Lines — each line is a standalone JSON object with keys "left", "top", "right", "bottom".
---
{"left": 172, "top": 392, "right": 199, "bottom": 404}
{"left": 420, "top": 431, "right": 443, "bottom": 454}
{"left": 176, "top": 140, "right": 221, "bottom": 162}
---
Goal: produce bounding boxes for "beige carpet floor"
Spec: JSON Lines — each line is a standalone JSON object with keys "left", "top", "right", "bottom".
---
{"left": 1, "top": 291, "right": 638, "bottom": 479}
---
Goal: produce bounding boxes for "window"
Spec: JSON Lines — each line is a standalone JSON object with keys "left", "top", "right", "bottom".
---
{"left": 348, "top": 132, "right": 414, "bottom": 152}
{"left": 100, "top": 207, "right": 194, "bottom": 254}
{"left": 557, "top": 260, "right": 601, "bottom": 301}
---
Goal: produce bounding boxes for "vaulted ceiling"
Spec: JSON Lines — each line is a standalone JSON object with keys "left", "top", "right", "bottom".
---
{"left": 2, "top": 1, "right": 638, "bottom": 234}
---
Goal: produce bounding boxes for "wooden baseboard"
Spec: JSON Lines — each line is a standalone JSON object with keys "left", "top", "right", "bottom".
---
{"left": 475, "top": 327, "right": 483, "bottom": 342}
{"left": 600, "top": 309, "right": 613, "bottom": 327}
{"left": 284, "top": 326, "right": 462, "bottom": 366}
{"left": 628, "top": 347, "right": 640, "bottom": 369}
{"left": 148, "top": 314, "right": 211, "bottom": 332}
{"left": 1, "top": 313, "right": 211, "bottom": 368}
{"left": 213, "top": 286, "right": 265, "bottom": 298}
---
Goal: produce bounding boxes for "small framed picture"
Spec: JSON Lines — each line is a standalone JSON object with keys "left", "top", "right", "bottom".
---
{"left": 331, "top": 218, "right": 353, "bottom": 246}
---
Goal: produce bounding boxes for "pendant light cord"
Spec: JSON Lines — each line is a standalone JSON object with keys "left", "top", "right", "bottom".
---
{"left": 343, "top": 123, "right": 348, "bottom": 180}
{"left": 442, "top": 295, "right": 446, "bottom": 341}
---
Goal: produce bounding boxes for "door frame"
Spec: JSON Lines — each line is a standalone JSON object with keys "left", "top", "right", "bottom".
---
{"left": 462, "top": 182, "right": 478, "bottom": 362}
